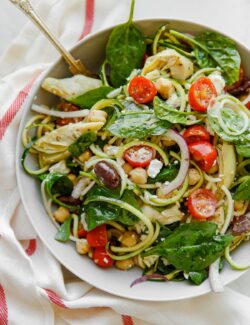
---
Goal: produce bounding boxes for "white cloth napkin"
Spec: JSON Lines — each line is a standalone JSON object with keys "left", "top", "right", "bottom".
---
{"left": 1, "top": 0, "right": 250, "bottom": 324}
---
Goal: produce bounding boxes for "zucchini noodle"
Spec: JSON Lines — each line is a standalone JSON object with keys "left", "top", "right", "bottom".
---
{"left": 22, "top": 114, "right": 46, "bottom": 147}
{"left": 152, "top": 25, "right": 167, "bottom": 55}
{"left": 189, "top": 68, "right": 222, "bottom": 83}
{"left": 225, "top": 246, "right": 250, "bottom": 270}
{"left": 220, "top": 185, "right": 234, "bottom": 234}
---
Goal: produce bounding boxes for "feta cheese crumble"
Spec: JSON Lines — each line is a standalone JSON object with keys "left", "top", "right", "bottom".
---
{"left": 147, "top": 159, "right": 163, "bottom": 178}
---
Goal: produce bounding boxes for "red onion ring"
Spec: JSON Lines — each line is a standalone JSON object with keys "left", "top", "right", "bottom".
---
{"left": 130, "top": 274, "right": 167, "bottom": 287}
{"left": 160, "top": 129, "right": 190, "bottom": 197}
{"left": 31, "top": 104, "right": 89, "bottom": 118}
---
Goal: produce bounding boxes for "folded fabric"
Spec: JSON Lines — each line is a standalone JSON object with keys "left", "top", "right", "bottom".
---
{"left": 0, "top": 1, "right": 250, "bottom": 324}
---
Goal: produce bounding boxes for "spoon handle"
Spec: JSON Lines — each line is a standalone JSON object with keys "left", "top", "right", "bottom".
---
{"left": 10, "top": 0, "right": 92, "bottom": 76}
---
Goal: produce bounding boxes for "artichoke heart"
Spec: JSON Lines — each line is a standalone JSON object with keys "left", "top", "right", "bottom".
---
{"left": 42, "top": 75, "right": 102, "bottom": 100}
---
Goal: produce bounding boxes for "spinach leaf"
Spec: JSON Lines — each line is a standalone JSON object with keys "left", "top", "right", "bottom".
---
{"left": 233, "top": 178, "right": 250, "bottom": 201}
{"left": 68, "top": 132, "right": 97, "bottom": 157}
{"left": 121, "top": 100, "right": 144, "bottom": 112}
{"left": 86, "top": 184, "right": 121, "bottom": 200}
{"left": 107, "top": 111, "right": 171, "bottom": 138}
{"left": 117, "top": 190, "right": 139, "bottom": 225}
{"left": 194, "top": 32, "right": 241, "bottom": 85}
{"left": 143, "top": 222, "right": 233, "bottom": 272}
{"left": 106, "top": 0, "right": 146, "bottom": 87}
{"left": 189, "top": 270, "right": 208, "bottom": 285}
{"left": 65, "top": 157, "right": 81, "bottom": 174}
{"left": 55, "top": 217, "right": 72, "bottom": 242}
{"left": 153, "top": 97, "right": 188, "bottom": 124}
{"left": 148, "top": 164, "right": 179, "bottom": 184}
{"left": 208, "top": 113, "right": 250, "bottom": 144}
{"left": 236, "top": 144, "right": 250, "bottom": 158}
{"left": 43, "top": 172, "right": 74, "bottom": 197}
{"left": 69, "top": 86, "right": 113, "bottom": 109}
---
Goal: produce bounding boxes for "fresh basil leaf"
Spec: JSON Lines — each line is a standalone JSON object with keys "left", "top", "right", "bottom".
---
{"left": 55, "top": 217, "right": 72, "bottom": 242}
{"left": 194, "top": 32, "right": 241, "bottom": 85}
{"left": 107, "top": 111, "right": 171, "bottom": 138}
{"left": 148, "top": 164, "right": 179, "bottom": 184}
{"left": 117, "top": 190, "right": 139, "bottom": 225}
{"left": 161, "top": 235, "right": 232, "bottom": 271}
{"left": 236, "top": 144, "right": 250, "bottom": 158}
{"left": 233, "top": 178, "right": 250, "bottom": 201}
{"left": 69, "top": 86, "right": 113, "bottom": 109}
{"left": 44, "top": 172, "right": 74, "bottom": 197}
{"left": 189, "top": 270, "right": 208, "bottom": 285}
{"left": 106, "top": 0, "right": 146, "bottom": 87}
{"left": 153, "top": 97, "right": 188, "bottom": 124}
{"left": 68, "top": 132, "right": 97, "bottom": 157}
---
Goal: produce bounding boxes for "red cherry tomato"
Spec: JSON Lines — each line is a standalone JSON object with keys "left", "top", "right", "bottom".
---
{"left": 128, "top": 76, "right": 157, "bottom": 104}
{"left": 87, "top": 225, "right": 108, "bottom": 248}
{"left": 124, "top": 145, "right": 154, "bottom": 168}
{"left": 245, "top": 101, "right": 250, "bottom": 110}
{"left": 78, "top": 228, "right": 87, "bottom": 238}
{"left": 187, "top": 188, "right": 217, "bottom": 220}
{"left": 93, "top": 247, "right": 114, "bottom": 268}
{"left": 183, "top": 125, "right": 210, "bottom": 144}
{"left": 188, "top": 77, "right": 217, "bottom": 112}
{"left": 188, "top": 141, "right": 217, "bottom": 172}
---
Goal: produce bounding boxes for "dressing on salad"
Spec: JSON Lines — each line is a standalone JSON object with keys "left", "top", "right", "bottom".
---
{"left": 22, "top": 0, "right": 250, "bottom": 289}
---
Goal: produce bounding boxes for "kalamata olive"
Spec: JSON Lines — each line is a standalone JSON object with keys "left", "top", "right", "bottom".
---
{"left": 94, "top": 161, "right": 120, "bottom": 189}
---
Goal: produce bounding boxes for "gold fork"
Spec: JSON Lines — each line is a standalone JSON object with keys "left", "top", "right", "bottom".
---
{"left": 10, "top": 0, "right": 92, "bottom": 76}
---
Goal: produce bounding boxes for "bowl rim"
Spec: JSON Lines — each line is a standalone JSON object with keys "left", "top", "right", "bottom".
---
{"left": 16, "top": 18, "right": 250, "bottom": 302}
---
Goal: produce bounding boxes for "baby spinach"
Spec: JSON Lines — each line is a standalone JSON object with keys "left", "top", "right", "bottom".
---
{"left": 43, "top": 172, "right": 74, "bottom": 197}
{"left": 107, "top": 111, "right": 171, "bottom": 138}
{"left": 189, "top": 270, "right": 208, "bottom": 285}
{"left": 106, "top": 0, "right": 146, "bottom": 87}
{"left": 194, "top": 32, "right": 241, "bottom": 85}
{"left": 143, "top": 222, "right": 233, "bottom": 272}
{"left": 68, "top": 132, "right": 97, "bottom": 157}
{"left": 153, "top": 97, "right": 188, "bottom": 124}
{"left": 148, "top": 164, "right": 179, "bottom": 184}
{"left": 233, "top": 178, "right": 250, "bottom": 201}
{"left": 69, "top": 86, "right": 113, "bottom": 109}
{"left": 236, "top": 143, "right": 250, "bottom": 158}
{"left": 117, "top": 190, "right": 139, "bottom": 225}
{"left": 55, "top": 217, "right": 72, "bottom": 242}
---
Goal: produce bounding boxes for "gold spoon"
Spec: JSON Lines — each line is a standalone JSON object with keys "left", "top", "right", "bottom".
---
{"left": 10, "top": 0, "right": 92, "bottom": 76}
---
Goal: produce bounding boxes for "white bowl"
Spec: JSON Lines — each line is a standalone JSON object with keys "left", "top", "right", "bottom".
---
{"left": 16, "top": 19, "right": 250, "bottom": 301}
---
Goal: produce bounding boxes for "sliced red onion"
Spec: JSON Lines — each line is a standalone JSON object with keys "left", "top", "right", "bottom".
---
{"left": 161, "top": 129, "right": 190, "bottom": 197}
{"left": 209, "top": 259, "right": 224, "bottom": 293}
{"left": 130, "top": 274, "right": 167, "bottom": 287}
{"left": 31, "top": 104, "right": 89, "bottom": 118}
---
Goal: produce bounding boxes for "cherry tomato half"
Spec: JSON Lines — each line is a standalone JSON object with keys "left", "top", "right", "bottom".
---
{"left": 128, "top": 76, "right": 157, "bottom": 104}
{"left": 245, "top": 101, "right": 250, "bottom": 110}
{"left": 187, "top": 188, "right": 217, "bottom": 220}
{"left": 93, "top": 247, "right": 114, "bottom": 268}
{"left": 188, "top": 77, "right": 217, "bottom": 112}
{"left": 87, "top": 225, "right": 108, "bottom": 248}
{"left": 78, "top": 228, "right": 87, "bottom": 238}
{"left": 183, "top": 125, "right": 210, "bottom": 144}
{"left": 188, "top": 141, "right": 217, "bottom": 172}
{"left": 124, "top": 145, "right": 154, "bottom": 168}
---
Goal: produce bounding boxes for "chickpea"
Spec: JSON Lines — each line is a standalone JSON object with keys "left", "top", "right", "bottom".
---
{"left": 122, "top": 162, "right": 133, "bottom": 174}
{"left": 76, "top": 240, "right": 90, "bottom": 255}
{"left": 67, "top": 173, "right": 77, "bottom": 184}
{"left": 162, "top": 139, "right": 176, "bottom": 147}
{"left": 155, "top": 78, "right": 175, "bottom": 99}
{"left": 78, "top": 149, "right": 92, "bottom": 163}
{"left": 53, "top": 207, "right": 70, "bottom": 223}
{"left": 120, "top": 231, "right": 139, "bottom": 247}
{"left": 234, "top": 201, "right": 245, "bottom": 211}
{"left": 188, "top": 168, "right": 201, "bottom": 186}
{"left": 129, "top": 168, "right": 148, "bottom": 185}
{"left": 87, "top": 110, "right": 107, "bottom": 123}
{"left": 115, "top": 258, "right": 134, "bottom": 270}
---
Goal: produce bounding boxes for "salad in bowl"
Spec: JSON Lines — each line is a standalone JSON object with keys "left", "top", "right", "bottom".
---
{"left": 20, "top": 0, "right": 250, "bottom": 291}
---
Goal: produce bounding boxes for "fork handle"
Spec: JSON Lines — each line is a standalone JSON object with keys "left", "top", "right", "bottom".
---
{"left": 10, "top": 0, "right": 92, "bottom": 76}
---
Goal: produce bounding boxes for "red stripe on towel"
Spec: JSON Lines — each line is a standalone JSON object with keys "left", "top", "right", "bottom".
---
{"left": 44, "top": 289, "right": 68, "bottom": 309}
{"left": 79, "top": 0, "right": 95, "bottom": 40}
{"left": 25, "top": 239, "right": 37, "bottom": 256}
{"left": 0, "top": 284, "right": 8, "bottom": 325}
{"left": 0, "top": 78, "right": 36, "bottom": 140}
{"left": 122, "top": 315, "right": 134, "bottom": 325}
